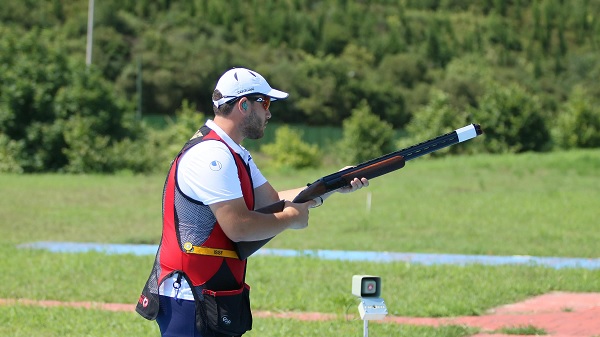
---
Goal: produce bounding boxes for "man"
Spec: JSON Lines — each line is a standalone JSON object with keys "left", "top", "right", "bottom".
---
{"left": 136, "top": 67, "right": 368, "bottom": 336}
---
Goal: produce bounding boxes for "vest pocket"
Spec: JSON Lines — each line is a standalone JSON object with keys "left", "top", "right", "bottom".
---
{"left": 197, "top": 283, "right": 252, "bottom": 336}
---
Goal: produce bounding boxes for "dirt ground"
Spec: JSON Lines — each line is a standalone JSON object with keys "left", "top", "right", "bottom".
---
{"left": 2, "top": 292, "right": 599, "bottom": 337}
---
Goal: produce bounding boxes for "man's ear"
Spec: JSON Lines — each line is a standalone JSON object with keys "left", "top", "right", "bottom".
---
{"left": 237, "top": 98, "right": 249, "bottom": 115}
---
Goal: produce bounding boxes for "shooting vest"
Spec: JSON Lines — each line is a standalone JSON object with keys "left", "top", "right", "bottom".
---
{"left": 136, "top": 125, "right": 254, "bottom": 320}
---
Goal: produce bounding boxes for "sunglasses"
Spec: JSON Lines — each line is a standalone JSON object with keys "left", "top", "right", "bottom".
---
{"left": 247, "top": 95, "right": 271, "bottom": 110}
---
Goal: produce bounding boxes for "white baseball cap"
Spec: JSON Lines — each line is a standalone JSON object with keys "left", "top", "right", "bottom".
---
{"left": 212, "top": 68, "right": 289, "bottom": 108}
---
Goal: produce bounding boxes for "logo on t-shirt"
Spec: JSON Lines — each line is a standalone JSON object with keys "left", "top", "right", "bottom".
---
{"left": 209, "top": 160, "right": 222, "bottom": 171}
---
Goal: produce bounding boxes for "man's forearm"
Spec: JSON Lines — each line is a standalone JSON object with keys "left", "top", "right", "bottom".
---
{"left": 277, "top": 187, "right": 308, "bottom": 202}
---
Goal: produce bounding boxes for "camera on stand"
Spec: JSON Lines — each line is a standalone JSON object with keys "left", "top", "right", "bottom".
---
{"left": 352, "top": 275, "right": 388, "bottom": 337}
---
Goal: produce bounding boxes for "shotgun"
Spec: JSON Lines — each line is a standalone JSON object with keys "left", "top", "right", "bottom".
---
{"left": 236, "top": 123, "right": 483, "bottom": 259}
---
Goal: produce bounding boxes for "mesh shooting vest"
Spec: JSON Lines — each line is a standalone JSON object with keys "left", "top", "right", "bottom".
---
{"left": 136, "top": 125, "right": 255, "bottom": 320}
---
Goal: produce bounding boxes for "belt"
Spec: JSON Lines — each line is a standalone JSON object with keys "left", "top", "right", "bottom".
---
{"left": 183, "top": 242, "right": 239, "bottom": 259}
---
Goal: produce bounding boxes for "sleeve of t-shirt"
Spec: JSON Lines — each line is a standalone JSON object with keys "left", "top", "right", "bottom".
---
{"left": 177, "top": 141, "right": 244, "bottom": 204}
{"left": 248, "top": 154, "right": 267, "bottom": 189}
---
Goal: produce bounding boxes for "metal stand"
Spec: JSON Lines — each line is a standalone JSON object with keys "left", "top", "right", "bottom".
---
{"left": 353, "top": 275, "right": 387, "bottom": 337}
{"left": 358, "top": 297, "right": 387, "bottom": 337}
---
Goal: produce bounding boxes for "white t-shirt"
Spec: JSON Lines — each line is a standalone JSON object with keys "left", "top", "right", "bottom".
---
{"left": 177, "top": 119, "right": 267, "bottom": 204}
{"left": 160, "top": 119, "right": 267, "bottom": 300}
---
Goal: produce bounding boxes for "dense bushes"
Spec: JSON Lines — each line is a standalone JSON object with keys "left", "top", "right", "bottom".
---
{"left": 553, "top": 86, "right": 600, "bottom": 149}
{"left": 261, "top": 126, "right": 322, "bottom": 169}
{"left": 338, "top": 101, "right": 396, "bottom": 163}
{"left": 4, "top": 0, "right": 599, "bottom": 128}
{"left": 471, "top": 82, "right": 551, "bottom": 153}
{"left": 404, "top": 81, "right": 555, "bottom": 154}
{"left": 399, "top": 90, "right": 472, "bottom": 156}
{"left": 0, "top": 28, "right": 207, "bottom": 174}
{"left": 1, "top": 0, "right": 600, "bottom": 173}
{"left": 107, "top": 100, "right": 207, "bottom": 175}
{"left": 0, "top": 29, "right": 137, "bottom": 173}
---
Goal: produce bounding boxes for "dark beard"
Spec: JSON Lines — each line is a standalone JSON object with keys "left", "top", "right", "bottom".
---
{"left": 241, "top": 109, "right": 265, "bottom": 140}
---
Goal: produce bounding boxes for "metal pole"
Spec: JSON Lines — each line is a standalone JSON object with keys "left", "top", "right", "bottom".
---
{"left": 136, "top": 56, "right": 143, "bottom": 120}
{"left": 86, "top": 0, "right": 95, "bottom": 66}
{"left": 363, "top": 319, "right": 368, "bottom": 337}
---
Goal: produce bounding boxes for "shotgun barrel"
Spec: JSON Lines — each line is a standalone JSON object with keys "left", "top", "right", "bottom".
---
{"left": 235, "top": 124, "right": 483, "bottom": 259}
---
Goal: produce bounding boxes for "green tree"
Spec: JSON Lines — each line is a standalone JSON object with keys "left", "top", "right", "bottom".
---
{"left": 436, "top": 55, "right": 490, "bottom": 110}
{"left": 260, "top": 126, "right": 321, "bottom": 169}
{"left": 0, "top": 28, "right": 71, "bottom": 171}
{"left": 0, "top": 27, "right": 136, "bottom": 173}
{"left": 56, "top": 67, "right": 136, "bottom": 173}
{"left": 378, "top": 53, "right": 428, "bottom": 89}
{"left": 0, "top": 134, "right": 24, "bottom": 173}
{"left": 113, "top": 99, "right": 207, "bottom": 174}
{"left": 400, "top": 90, "right": 473, "bottom": 155}
{"left": 553, "top": 86, "right": 600, "bottom": 149}
{"left": 425, "top": 19, "right": 454, "bottom": 67}
{"left": 337, "top": 101, "right": 395, "bottom": 164}
{"left": 471, "top": 82, "right": 551, "bottom": 153}
{"left": 2, "top": 0, "right": 600, "bottom": 153}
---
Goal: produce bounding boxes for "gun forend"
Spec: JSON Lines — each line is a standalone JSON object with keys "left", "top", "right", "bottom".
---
{"left": 291, "top": 155, "right": 405, "bottom": 203}
{"left": 340, "top": 155, "right": 405, "bottom": 181}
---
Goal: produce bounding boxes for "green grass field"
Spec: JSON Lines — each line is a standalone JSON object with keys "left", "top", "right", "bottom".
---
{"left": 1, "top": 150, "right": 599, "bottom": 336}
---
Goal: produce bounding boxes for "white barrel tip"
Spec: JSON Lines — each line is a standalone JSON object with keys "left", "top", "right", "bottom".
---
{"left": 456, "top": 124, "right": 478, "bottom": 142}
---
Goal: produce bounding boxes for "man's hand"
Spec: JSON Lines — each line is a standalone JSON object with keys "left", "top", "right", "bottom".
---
{"left": 314, "top": 167, "right": 369, "bottom": 206}
{"left": 338, "top": 177, "right": 369, "bottom": 194}
{"left": 337, "top": 166, "right": 370, "bottom": 194}
{"left": 283, "top": 199, "right": 316, "bottom": 229}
